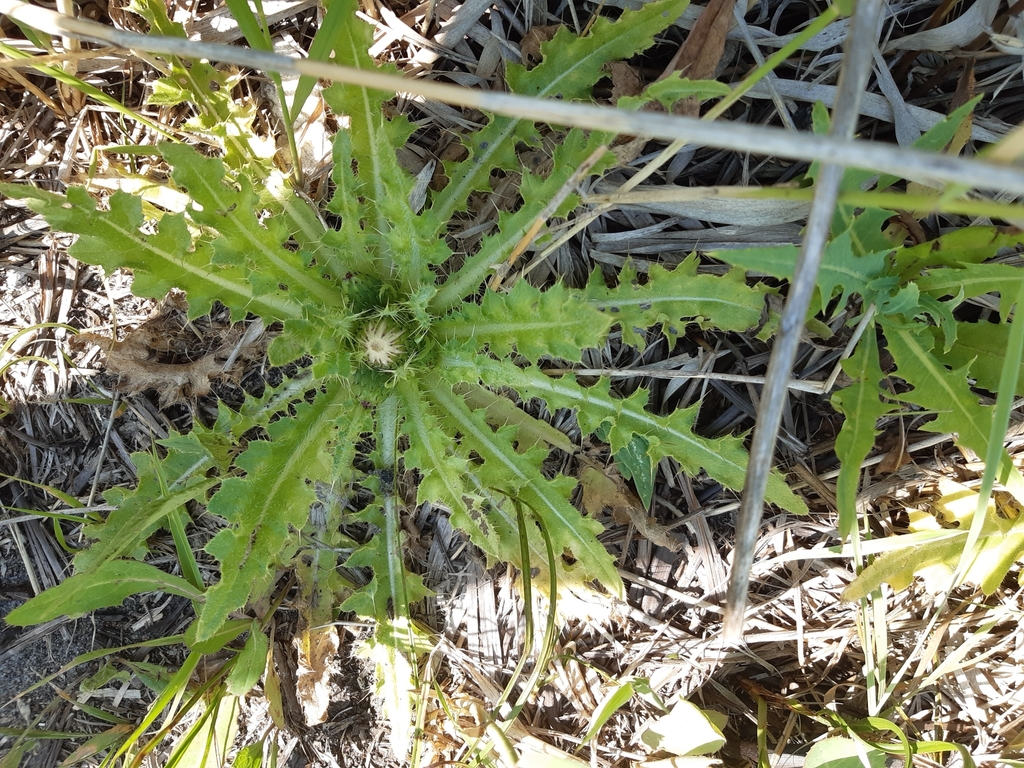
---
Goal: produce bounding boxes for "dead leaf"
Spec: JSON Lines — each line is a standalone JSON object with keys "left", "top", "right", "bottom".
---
{"left": 580, "top": 466, "right": 681, "bottom": 552}
{"left": 877, "top": 429, "right": 909, "bottom": 475}
{"left": 948, "top": 61, "right": 975, "bottom": 157}
{"left": 660, "top": 0, "right": 736, "bottom": 116}
{"left": 520, "top": 24, "right": 560, "bottom": 67}
{"left": 73, "top": 293, "right": 268, "bottom": 406}
{"left": 263, "top": 644, "right": 288, "bottom": 731}
{"left": 293, "top": 625, "right": 340, "bottom": 726}
{"left": 606, "top": 61, "right": 645, "bottom": 102}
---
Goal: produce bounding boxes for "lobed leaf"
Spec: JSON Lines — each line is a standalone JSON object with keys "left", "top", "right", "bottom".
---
{"left": 431, "top": 0, "right": 690, "bottom": 222}
{"left": 715, "top": 224, "right": 890, "bottom": 316}
{"left": 931, "top": 321, "right": 1024, "bottom": 397}
{"left": 321, "top": 0, "right": 449, "bottom": 289}
{"left": 444, "top": 351, "right": 807, "bottom": 515}
{"left": 582, "top": 258, "right": 766, "bottom": 350}
{"left": 160, "top": 143, "right": 343, "bottom": 311}
{"left": 436, "top": 280, "right": 612, "bottom": 362}
{"left": 341, "top": 502, "right": 434, "bottom": 621}
{"left": 915, "top": 262, "right": 1024, "bottom": 318}
{"left": 842, "top": 512, "right": 1024, "bottom": 601}
{"left": 884, "top": 322, "right": 1024, "bottom": 502}
{"left": 891, "top": 226, "right": 1024, "bottom": 279}
{"left": 133, "top": 0, "right": 271, "bottom": 167}
{"left": 401, "top": 378, "right": 573, "bottom": 575}
{"left": 618, "top": 74, "right": 732, "bottom": 111}
{"left": 198, "top": 383, "right": 365, "bottom": 641}
{"left": 0, "top": 183, "right": 302, "bottom": 322}
{"left": 456, "top": 381, "right": 579, "bottom": 454}
{"left": 831, "top": 327, "right": 892, "bottom": 537}
{"left": 74, "top": 433, "right": 220, "bottom": 573}
{"left": 431, "top": 128, "right": 612, "bottom": 311}
{"left": 425, "top": 375, "right": 622, "bottom": 593}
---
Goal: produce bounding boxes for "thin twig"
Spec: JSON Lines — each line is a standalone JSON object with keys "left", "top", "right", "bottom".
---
{"left": 3, "top": 0, "right": 1024, "bottom": 194}
{"left": 541, "top": 367, "right": 826, "bottom": 393}
{"left": 722, "top": 0, "right": 885, "bottom": 642}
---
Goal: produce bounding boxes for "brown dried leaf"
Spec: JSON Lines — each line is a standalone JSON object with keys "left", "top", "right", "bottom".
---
{"left": 660, "top": 0, "right": 736, "bottom": 116}
{"left": 73, "top": 294, "right": 268, "bottom": 406}
{"left": 520, "top": 24, "right": 560, "bottom": 66}
{"left": 580, "top": 466, "right": 681, "bottom": 552}
{"left": 293, "top": 625, "right": 340, "bottom": 727}
{"left": 606, "top": 61, "right": 645, "bottom": 102}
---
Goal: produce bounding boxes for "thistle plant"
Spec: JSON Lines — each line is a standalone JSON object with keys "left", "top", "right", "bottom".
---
{"left": 1, "top": 0, "right": 813, "bottom": 755}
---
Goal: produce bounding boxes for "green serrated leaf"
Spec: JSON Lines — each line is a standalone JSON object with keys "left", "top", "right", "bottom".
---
{"left": 341, "top": 501, "right": 434, "bottom": 620}
{"left": 892, "top": 226, "right": 1024, "bottom": 279}
{"left": 437, "top": 280, "right": 612, "bottom": 362}
{"left": 613, "top": 434, "right": 655, "bottom": 511}
{"left": 425, "top": 375, "right": 622, "bottom": 592}
{"left": 884, "top": 322, "right": 1024, "bottom": 502}
{"left": 597, "top": 422, "right": 654, "bottom": 510}
{"left": 226, "top": 623, "right": 269, "bottom": 696}
{"left": 714, "top": 227, "right": 890, "bottom": 316}
{"left": 456, "top": 381, "right": 578, "bottom": 454}
{"left": 0, "top": 183, "right": 303, "bottom": 322}
{"left": 160, "top": 143, "right": 342, "bottom": 312}
{"left": 431, "top": 129, "right": 613, "bottom": 311}
{"left": 444, "top": 351, "right": 806, "bottom": 515}
{"left": 916, "top": 263, "right": 1024, "bottom": 318}
{"left": 931, "top": 321, "right": 1024, "bottom": 397}
{"left": 197, "top": 383, "right": 361, "bottom": 642}
{"left": 320, "top": 0, "right": 448, "bottom": 289}
{"left": 403, "top": 378, "right": 572, "bottom": 574}
{"left": 74, "top": 433, "right": 219, "bottom": 574}
{"left": 831, "top": 327, "right": 891, "bottom": 537}
{"left": 432, "top": 0, "right": 690, "bottom": 222}
{"left": 5, "top": 560, "right": 203, "bottom": 625}
{"left": 132, "top": 0, "right": 267, "bottom": 167}
{"left": 583, "top": 257, "right": 765, "bottom": 349}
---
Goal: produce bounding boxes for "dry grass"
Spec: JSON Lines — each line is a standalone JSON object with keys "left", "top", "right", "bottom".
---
{"left": 3, "top": 0, "right": 1024, "bottom": 766}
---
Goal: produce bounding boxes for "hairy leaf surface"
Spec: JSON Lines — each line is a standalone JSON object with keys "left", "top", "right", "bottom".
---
{"left": 199, "top": 383, "right": 364, "bottom": 641}
{"left": 321, "top": 0, "right": 449, "bottom": 289}
{"left": 583, "top": 258, "right": 765, "bottom": 349}
{"left": 444, "top": 352, "right": 806, "bottom": 514}
{"left": 74, "top": 433, "right": 220, "bottom": 574}
{"left": 437, "top": 280, "right": 612, "bottom": 362}
{"left": 426, "top": 377, "right": 622, "bottom": 592}
{"left": 5, "top": 560, "right": 204, "bottom": 625}
{"left": 0, "top": 183, "right": 301, "bottom": 322}
{"left": 431, "top": 129, "right": 611, "bottom": 310}
{"left": 431, "top": 0, "right": 690, "bottom": 222}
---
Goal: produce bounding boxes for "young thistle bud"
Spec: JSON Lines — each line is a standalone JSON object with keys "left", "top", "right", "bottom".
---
{"left": 361, "top": 320, "right": 404, "bottom": 368}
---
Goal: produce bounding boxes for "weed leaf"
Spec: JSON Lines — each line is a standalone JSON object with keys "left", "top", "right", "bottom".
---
{"left": 884, "top": 322, "right": 1024, "bottom": 502}
{"left": 5, "top": 560, "right": 203, "bottom": 625}
{"left": 831, "top": 326, "right": 891, "bottom": 537}
{"left": 583, "top": 258, "right": 766, "bottom": 349}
